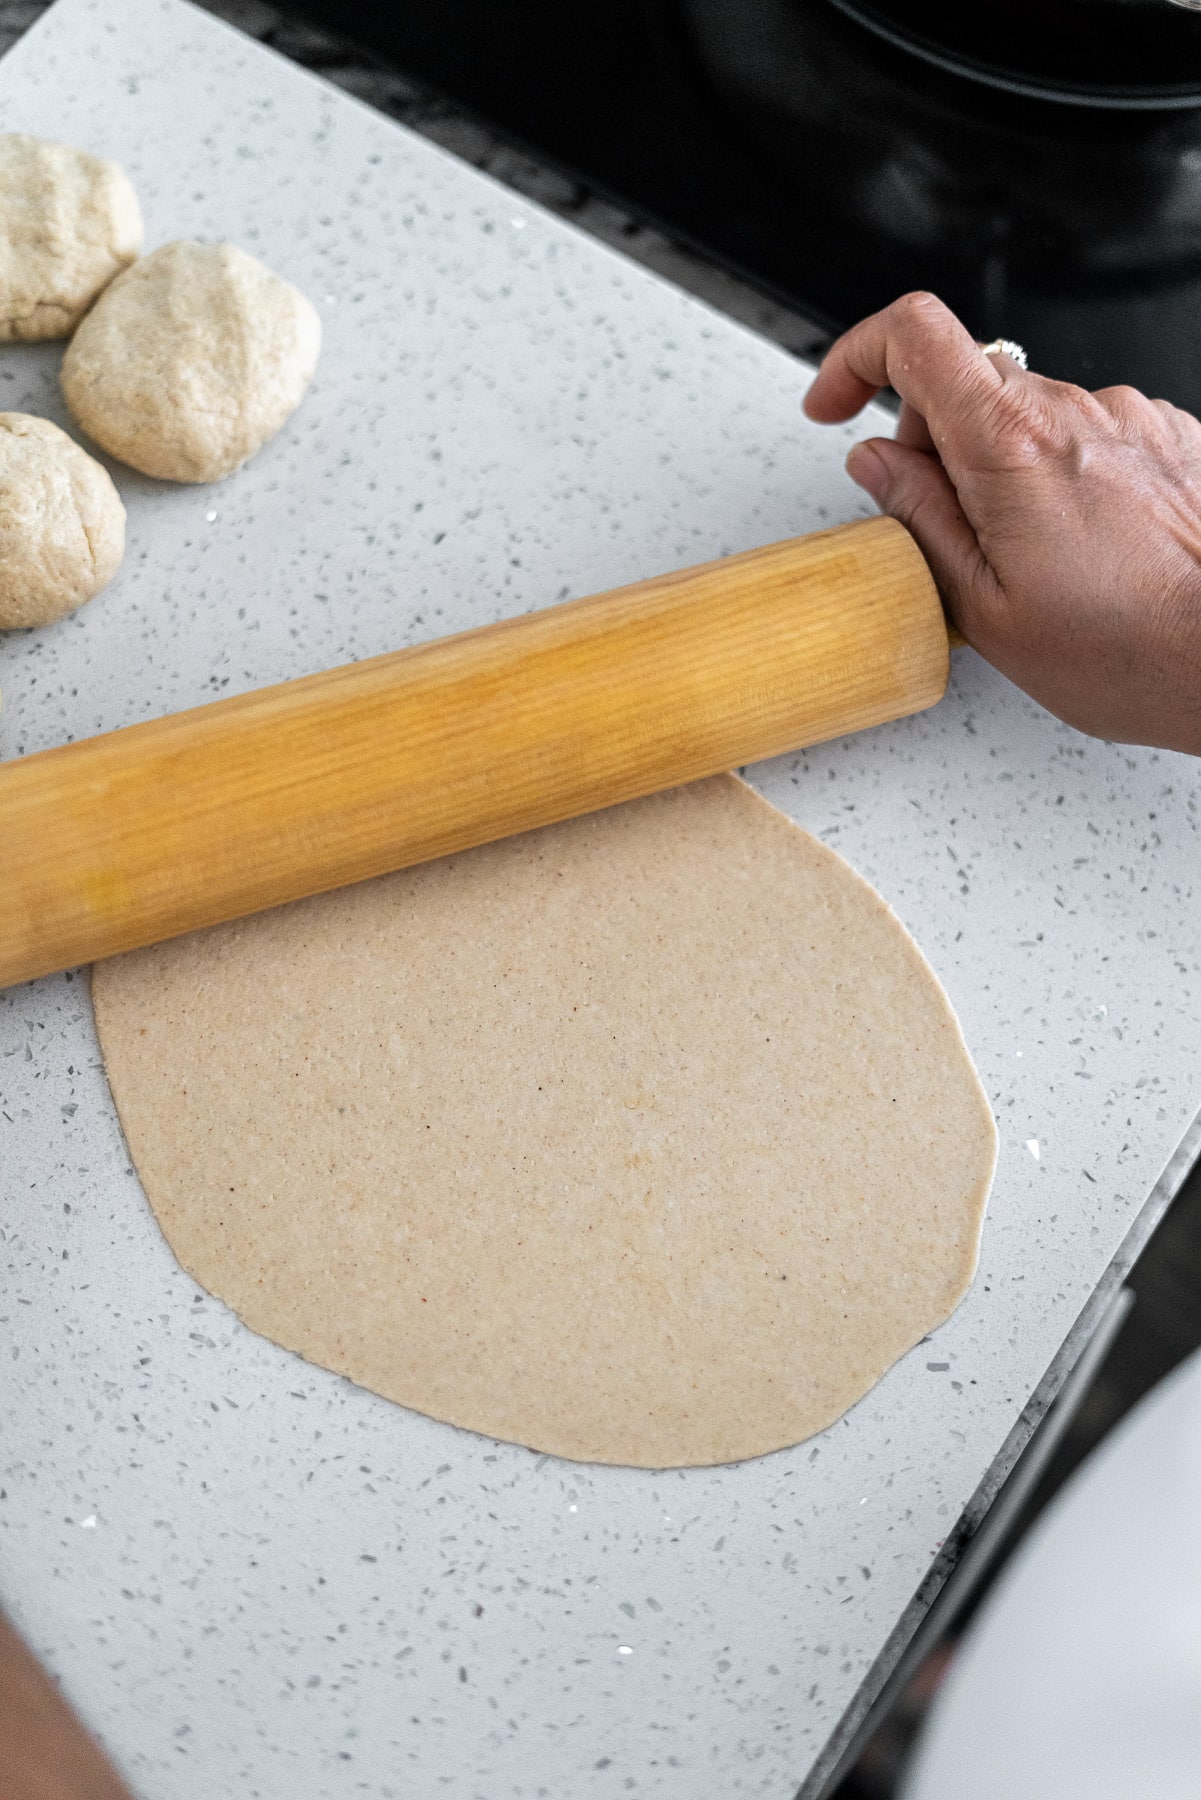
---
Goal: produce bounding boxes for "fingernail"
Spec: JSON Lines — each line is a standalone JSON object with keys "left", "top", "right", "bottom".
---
{"left": 846, "top": 440, "right": 889, "bottom": 505}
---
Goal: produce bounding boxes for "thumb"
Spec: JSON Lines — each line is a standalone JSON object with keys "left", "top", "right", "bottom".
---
{"left": 846, "top": 437, "right": 994, "bottom": 636}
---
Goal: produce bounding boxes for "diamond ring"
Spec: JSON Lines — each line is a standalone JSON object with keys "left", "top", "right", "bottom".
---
{"left": 979, "top": 338, "right": 1029, "bottom": 370}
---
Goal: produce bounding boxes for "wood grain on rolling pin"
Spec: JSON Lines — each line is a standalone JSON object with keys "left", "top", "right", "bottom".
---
{"left": 0, "top": 516, "right": 949, "bottom": 987}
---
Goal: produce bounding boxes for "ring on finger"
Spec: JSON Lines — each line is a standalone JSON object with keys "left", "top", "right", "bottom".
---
{"left": 979, "top": 338, "right": 1029, "bottom": 370}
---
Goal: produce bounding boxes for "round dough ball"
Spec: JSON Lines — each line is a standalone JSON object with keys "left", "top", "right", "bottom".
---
{"left": 61, "top": 240, "right": 322, "bottom": 483}
{"left": 0, "top": 133, "right": 142, "bottom": 341}
{"left": 0, "top": 413, "right": 125, "bottom": 628}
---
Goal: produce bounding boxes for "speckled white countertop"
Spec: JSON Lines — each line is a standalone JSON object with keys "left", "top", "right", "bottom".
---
{"left": 1, "top": 2, "right": 1198, "bottom": 1796}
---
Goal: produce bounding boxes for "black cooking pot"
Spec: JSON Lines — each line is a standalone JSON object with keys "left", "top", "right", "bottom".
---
{"left": 829, "top": 0, "right": 1201, "bottom": 109}
{"left": 679, "top": 0, "right": 1201, "bottom": 286}
{"left": 676, "top": 0, "right": 1201, "bottom": 394}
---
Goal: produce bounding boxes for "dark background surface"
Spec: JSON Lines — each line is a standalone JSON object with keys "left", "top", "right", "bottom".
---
{"left": 288, "top": 0, "right": 1201, "bottom": 411}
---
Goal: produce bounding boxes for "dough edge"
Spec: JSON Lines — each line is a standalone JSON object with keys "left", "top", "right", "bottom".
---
{"left": 92, "top": 774, "right": 998, "bottom": 1469}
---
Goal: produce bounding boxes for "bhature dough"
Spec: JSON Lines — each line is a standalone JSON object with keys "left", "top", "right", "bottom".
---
{"left": 0, "top": 133, "right": 142, "bottom": 340}
{"left": 61, "top": 240, "right": 321, "bottom": 482}
{"left": 0, "top": 413, "right": 125, "bottom": 628}
{"left": 92, "top": 776, "right": 997, "bottom": 1468}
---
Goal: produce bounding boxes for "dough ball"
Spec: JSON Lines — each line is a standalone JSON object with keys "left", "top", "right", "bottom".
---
{"left": 0, "top": 413, "right": 125, "bottom": 628}
{"left": 60, "top": 240, "right": 321, "bottom": 483}
{"left": 0, "top": 133, "right": 142, "bottom": 341}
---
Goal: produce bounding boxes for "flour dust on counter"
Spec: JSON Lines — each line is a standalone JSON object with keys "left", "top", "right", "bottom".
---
{"left": 91, "top": 775, "right": 997, "bottom": 1468}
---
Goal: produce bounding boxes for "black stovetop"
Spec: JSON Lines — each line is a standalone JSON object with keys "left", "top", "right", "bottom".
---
{"left": 290, "top": 0, "right": 1201, "bottom": 414}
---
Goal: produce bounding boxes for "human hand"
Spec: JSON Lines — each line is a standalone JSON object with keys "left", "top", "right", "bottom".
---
{"left": 0, "top": 1608, "right": 134, "bottom": 1800}
{"left": 803, "top": 292, "right": 1201, "bottom": 754}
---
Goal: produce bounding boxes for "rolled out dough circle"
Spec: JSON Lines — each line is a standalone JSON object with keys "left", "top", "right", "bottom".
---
{"left": 92, "top": 776, "right": 997, "bottom": 1467}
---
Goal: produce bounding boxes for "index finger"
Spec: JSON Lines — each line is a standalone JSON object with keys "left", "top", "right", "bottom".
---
{"left": 803, "top": 291, "right": 1002, "bottom": 455}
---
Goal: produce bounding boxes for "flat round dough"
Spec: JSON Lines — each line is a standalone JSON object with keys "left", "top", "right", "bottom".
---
{"left": 0, "top": 133, "right": 142, "bottom": 341}
{"left": 93, "top": 777, "right": 997, "bottom": 1467}
{"left": 0, "top": 413, "right": 125, "bottom": 628}
{"left": 60, "top": 240, "right": 321, "bottom": 482}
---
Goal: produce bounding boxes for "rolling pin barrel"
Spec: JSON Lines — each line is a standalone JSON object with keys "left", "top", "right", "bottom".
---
{"left": 0, "top": 515, "right": 948, "bottom": 988}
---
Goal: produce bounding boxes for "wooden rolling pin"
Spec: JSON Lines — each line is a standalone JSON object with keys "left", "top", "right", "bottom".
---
{"left": 0, "top": 515, "right": 951, "bottom": 989}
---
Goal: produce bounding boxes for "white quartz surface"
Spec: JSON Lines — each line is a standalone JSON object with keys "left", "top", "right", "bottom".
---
{"left": 1, "top": 2, "right": 1198, "bottom": 1795}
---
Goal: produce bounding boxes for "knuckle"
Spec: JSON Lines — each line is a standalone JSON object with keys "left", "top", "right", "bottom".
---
{"left": 1151, "top": 396, "right": 1201, "bottom": 439}
{"left": 976, "top": 382, "right": 1048, "bottom": 462}
{"left": 892, "top": 289, "right": 951, "bottom": 327}
{"left": 889, "top": 481, "right": 934, "bottom": 535}
{"left": 980, "top": 378, "right": 1103, "bottom": 465}
{"left": 1095, "top": 383, "right": 1152, "bottom": 421}
{"left": 1033, "top": 378, "right": 1100, "bottom": 426}
{"left": 1054, "top": 379, "right": 1101, "bottom": 411}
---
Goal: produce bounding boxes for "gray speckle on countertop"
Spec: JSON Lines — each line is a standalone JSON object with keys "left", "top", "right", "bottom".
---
{"left": 1, "top": 2, "right": 1198, "bottom": 1798}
